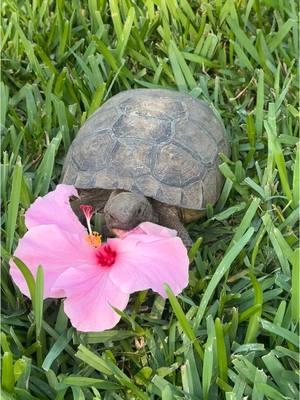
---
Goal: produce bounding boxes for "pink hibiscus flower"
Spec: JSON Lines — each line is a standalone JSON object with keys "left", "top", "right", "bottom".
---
{"left": 10, "top": 185, "right": 189, "bottom": 332}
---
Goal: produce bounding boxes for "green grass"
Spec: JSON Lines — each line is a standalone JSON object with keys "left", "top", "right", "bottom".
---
{"left": 1, "top": 0, "right": 299, "bottom": 399}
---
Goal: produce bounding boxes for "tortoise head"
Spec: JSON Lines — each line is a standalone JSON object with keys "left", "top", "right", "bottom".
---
{"left": 104, "top": 191, "right": 156, "bottom": 231}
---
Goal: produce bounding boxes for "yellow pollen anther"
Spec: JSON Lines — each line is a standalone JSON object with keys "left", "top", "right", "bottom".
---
{"left": 85, "top": 231, "right": 102, "bottom": 248}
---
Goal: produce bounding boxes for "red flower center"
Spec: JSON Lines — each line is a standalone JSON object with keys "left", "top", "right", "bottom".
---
{"left": 96, "top": 244, "right": 116, "bottom": 267}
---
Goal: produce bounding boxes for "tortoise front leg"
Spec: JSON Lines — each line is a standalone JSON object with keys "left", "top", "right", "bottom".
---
{"left": 153, "top": 203, "right": 193, "bottom": 248}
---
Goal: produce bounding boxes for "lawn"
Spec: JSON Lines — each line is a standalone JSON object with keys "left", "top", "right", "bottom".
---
{"left": 1, "top": 0, "right": 299, "bottom": 399}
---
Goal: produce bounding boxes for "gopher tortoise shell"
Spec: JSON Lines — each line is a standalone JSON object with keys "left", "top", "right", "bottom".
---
{"left": 62, "top": 89, "right": 229, "bottom": 216}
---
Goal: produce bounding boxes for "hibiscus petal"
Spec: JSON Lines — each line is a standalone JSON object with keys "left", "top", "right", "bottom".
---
{"left": 10, "top": 225, "right": 95, "bottom": 298}
{"left": 114, "top": 222, "right": 177, "bottom": 240}
{"left": 52, "top": 266, "right": 129, "bottom": 332}
{"left": 25, "top": 184, "right": 86, "bottom": 235}
{"left": 109, "top": 235, "right": 189, "bottom": 298}
{"left": 136, "top": 222, "right": 178, "bottom": 238}
{"left": 113, "top": 222, "right": 177, "bottom": 239}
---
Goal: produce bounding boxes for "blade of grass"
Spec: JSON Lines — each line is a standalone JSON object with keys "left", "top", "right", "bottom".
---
{"left": 164, "top": 284, "right": 204, "bottom": 360}
{"left": 1, "top": 352, "right": 14, "bottom": 393}
{"left": 291, "top": 248, "right": 300, "bottom": 323}
{"left": 52, "top": 96, "right": 71, "bottom": 151}
{"left": 42, "top": 329, "right": 73, "bottom": 371}
{"left": 292, "top": 143, "right": 299, "bottom": 205}
{"left": 260, "top": 319, "right": 299, "bottom": 347}
{"left": 262, "top": 352, "right": 298, "bottom": 398}
{"left": 252, "top": 368, "right": 267, "bottom": 400}
{"left": 256, "top": 383, "right": 292, "bottom": 400}
{"left": 215, "top": 318, "right": 228, "bottom": 384}
{"left": 109, "top": 0, "right": 123, "bottom": 40}
{"left": 12, "top": 257, "right": 36, "bottom": 304}
{"left": 169, "top": 41, "right": 197, "bottom": 90}
{"left": 188, "top": 237, "right": 203, "bottom": 263}
{"left": 6, "top": 159, "right": 23, "bottom": 254}
{"left": 168, "top": 42, "right": 188, "bottom": 92}
{"left": 265, "top": 120, "right": 293, "bottom": 204}
{"left": 244, "top": 272, "right": 263, "bottom": 343}
{"left": 34, "top": 266, "right": 44, "bottom": 339}
{"left": 255, "top": 69, "right": 264, "bottom": 137}
{"left": 268, "top": 19, "right": 295, "bottom": 53}
{"left": 88, "top": 83, "right": 106, "bottom": 117}
{"left": 226, "top": 17, "right": 259, "bottom": 63}
{"left": 116, "top": 7, "right": 135, "bottom": 60}
{"left": 0, "top": 82, "right": 9, "bottom": 127}
{"left": 34, "top": 132, "right": 62, "bottom": 197}
{"left": 193, "top": 228, "right": 255, "bottom": 329}
{"left": 60, "top": 376, "right": 121, "bottom": 390}
{"left": 75, "top": 345, "right": 114, "bottom": 375}
{"left": 202, "top": 315, "right": 215, "bottom": 400}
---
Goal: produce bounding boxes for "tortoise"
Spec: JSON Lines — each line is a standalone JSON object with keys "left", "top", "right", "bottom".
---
{"left": 62, "top": 88, "right": 230, "bottom": 246}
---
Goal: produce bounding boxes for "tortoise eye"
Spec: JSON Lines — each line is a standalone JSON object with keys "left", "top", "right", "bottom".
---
{"left": 137, "top": 207, "right": 143, "bottom": 215}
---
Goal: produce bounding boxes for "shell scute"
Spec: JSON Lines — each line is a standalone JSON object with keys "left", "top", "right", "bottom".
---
{"left": 174, "top": 119, "right": 218, "bottom": 165}
{"left": 110, "top": 142, "right": 153, "bottom": 177}
{"left": 119, "top": 97, "right": 185, "bottom": 120}
{"left": 112, "top": 114, "right": 172, "bottom": 144}
{"left": 153, "top": 143, "right": 204, "bottom": 187}
{"left": 72, "top": 130, "right": 116, "bottom": 172}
